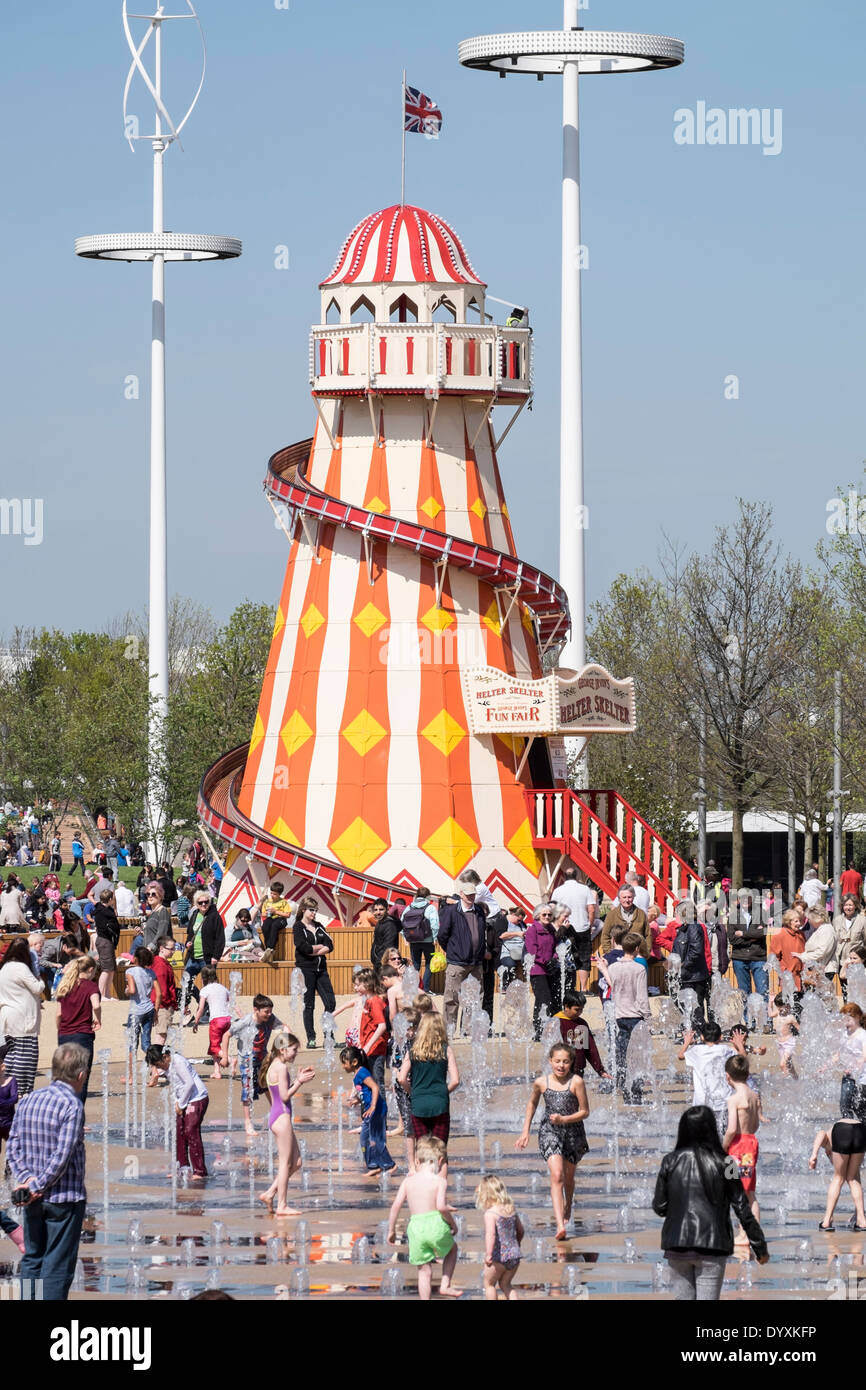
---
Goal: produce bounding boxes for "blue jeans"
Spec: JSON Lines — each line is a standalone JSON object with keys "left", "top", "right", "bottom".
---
{"left": 360, "top": 1103, "right": 394, "bottom": 1173}
{"left": 615, "top": 1016, "right": 642, "bottom": 1099}
{"left": 128, "top": 1010, "right": 154, "bottom": 1055}
{"left": 409, "top": 940, "right": 436, "bottom": 991}
{"left": 732, "top": 959, "right": 768, "bottom": 1001}
{"left": 57, "top": 1033, "right": 94, "bottom": 1106}
{"left": 20, "top": 1198, "right": 86, "bottom": 1301}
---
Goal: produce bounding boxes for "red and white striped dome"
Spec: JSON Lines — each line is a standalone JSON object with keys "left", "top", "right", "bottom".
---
{"left": 320, "top": 205, "right": 486, "bottom": 288}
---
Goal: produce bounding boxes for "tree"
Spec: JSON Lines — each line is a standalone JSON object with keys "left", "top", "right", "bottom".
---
{"left": 0, "top": 628, "right": 149, "bottom": 837}
{"left": 660, "top": 500, "right": 811, "bottom": 889}
{"left": 760, "top": 581, "right": 851, "bottom": 874}
{"left": 165, "top": 600, "right": 275, "bottom": 835}
{"left": 586, "top": 572, "right": 695, "bottom": 855}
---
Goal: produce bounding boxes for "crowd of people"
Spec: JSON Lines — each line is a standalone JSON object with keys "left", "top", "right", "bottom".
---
{"left": 2, "top": 851, "right": 866, "bottom": 1301}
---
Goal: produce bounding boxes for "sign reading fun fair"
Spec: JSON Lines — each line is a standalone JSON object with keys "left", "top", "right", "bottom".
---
{"left": 461, "top": 663, "right": 636, "bottom": 737}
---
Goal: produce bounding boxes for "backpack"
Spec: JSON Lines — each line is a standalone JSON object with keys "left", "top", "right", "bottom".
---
{"left": 400, "top": 904, "right": 429, "bottom": 944}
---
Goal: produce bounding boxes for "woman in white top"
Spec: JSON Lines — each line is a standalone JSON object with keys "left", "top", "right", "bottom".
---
{"left": 0, "top": 937, "right": 45, "bottom": 1094}
{"left": 836, "top": 1003, "right": 866, "bottom": 1122}
{"left": 834, "top": 896, "right": 866, "bottom": 989}
{"left": 795, "top": 910, "right": 842, "bottom": 984}
{"left": 0, "top": 880, "right": 28, "bottom": 930}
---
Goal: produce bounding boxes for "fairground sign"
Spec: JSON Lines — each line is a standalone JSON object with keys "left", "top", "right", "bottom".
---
{"left": 461, "top": 663, "right": 636, "bottom": 737}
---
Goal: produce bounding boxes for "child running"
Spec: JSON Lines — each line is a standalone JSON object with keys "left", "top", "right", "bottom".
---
{"left": 722, "top": 1054, "right": 762, "bottom": 1244}
{"left": 387, "top": 1135, "right": 461, "bottom": 1299}
{"left": 193, "top": 967, "right": 232, "bottom": 1081}
{"left": 677, "top": 1021, "right": 734, "bottom": 1138}
{"left": 515, "top": 1042, "right": 589, "bottom": 1240}
{"left": 476, "top": 1175, "right": 524, "bottom": 1300}
{"left": 257, "top": 1031, "right": 315, "bottom": 1216}
{"left": 554, "top": 989, "right": 611, "bottom": 1083}
{"left": 340, "top": 1044, "right": 396, "bottom": 1177}
{"left": 768, "top": 993, "right": 799, "bottom": 1078}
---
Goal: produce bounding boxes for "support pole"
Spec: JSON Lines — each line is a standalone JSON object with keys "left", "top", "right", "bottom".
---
{"left": 697, "top": 709, "right": 707, "bottom": 877}
{"left": 833, "top": 669, "right": 843, "bottom": 909}
{"left": 147, "top": 17, "right": 168, "bottom": 863}
{"left": 559, "top": 0, "right": 585, "bottom": 673}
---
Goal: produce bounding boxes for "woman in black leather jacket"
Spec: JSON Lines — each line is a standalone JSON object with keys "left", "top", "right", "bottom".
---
{"left": 653, "top": 1106, "right": 768, "bottom": 1299}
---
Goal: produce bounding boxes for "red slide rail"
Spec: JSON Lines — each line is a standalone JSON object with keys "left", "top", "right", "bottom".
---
{"left": 526, "top": 788, "right": 700, "bottom": 913}
{"left": 264, "top": 436, "right": 570, "bottom": 651}
{"left": 199, "top": 745, "right": 413, "bottom": 908}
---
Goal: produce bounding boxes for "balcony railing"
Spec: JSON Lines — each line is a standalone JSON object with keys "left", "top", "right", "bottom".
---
{"left": 309, "top": 322, "right": 532, "bottom": 397}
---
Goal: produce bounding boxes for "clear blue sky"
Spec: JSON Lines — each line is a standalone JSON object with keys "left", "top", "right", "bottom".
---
{"left": 1, "top": 0, "right": 863, "bottom": 633}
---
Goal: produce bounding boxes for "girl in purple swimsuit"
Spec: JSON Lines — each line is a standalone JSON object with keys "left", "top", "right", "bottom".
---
{"left": 257, "top": 1032, "right": 315, "bottom": 1217}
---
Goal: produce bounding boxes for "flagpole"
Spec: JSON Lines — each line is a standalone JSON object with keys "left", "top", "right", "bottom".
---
{"left": 401, "top": 68, "right": 406, "bottom": 204}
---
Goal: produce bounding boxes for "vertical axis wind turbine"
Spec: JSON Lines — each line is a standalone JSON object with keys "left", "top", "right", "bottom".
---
{"left": 458, "top": 7, "right": 684, "bottom": 685}
{"left": 76, "top": 3, "right": 241, "bottom": 859}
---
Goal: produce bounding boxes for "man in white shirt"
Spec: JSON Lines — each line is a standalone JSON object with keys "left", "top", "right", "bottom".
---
{"left": 551, "top": 868, "right": 597, "bottom": 989}
{"left": 798, "top": 869, "right": 829, "bottom": 911}
{"left": 113, "top": 881, "right": 138, "bottom": 919}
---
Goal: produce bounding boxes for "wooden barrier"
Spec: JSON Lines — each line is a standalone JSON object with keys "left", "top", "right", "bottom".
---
{"left": 0, "top": 928, "right": 837, "bottom": 1005}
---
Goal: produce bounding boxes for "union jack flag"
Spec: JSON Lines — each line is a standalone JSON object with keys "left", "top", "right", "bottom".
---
{"left": 404, "top": 84, "right": 443, "bottom": 139}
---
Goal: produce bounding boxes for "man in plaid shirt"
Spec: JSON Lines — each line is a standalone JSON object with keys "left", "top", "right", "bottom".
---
{"left": 7, "top": 1042, "right": 89, "bottom": 1300}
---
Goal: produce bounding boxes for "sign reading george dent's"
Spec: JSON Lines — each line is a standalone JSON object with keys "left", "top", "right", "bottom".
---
{"left": 461, "top": 663, "right": 636, "bottom": 736}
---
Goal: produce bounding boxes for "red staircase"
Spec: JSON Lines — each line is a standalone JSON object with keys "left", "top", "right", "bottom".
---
{"left": 526, "top": 788, "right": 700, "bottom": 913}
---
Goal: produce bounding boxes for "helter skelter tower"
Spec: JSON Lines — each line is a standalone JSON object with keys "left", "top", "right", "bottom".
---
{"left": 204, "top": 204, "right": 574, "bottom": 916}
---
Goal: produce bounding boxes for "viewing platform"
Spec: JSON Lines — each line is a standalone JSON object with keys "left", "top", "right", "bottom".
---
{"left": 310, "top": 321, "right": 531, "bottom": 399}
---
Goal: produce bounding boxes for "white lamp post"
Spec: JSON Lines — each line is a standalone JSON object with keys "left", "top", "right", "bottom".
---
{"left": 459, "top": 9, "right": 684, "bottom": 678}
{"left": 75, "top": 3, "right": 241, "bottom": 860}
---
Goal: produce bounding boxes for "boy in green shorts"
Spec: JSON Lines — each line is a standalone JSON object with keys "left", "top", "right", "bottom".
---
{"left": 386, "top": 1135, "right": 461, "bottom": 1299}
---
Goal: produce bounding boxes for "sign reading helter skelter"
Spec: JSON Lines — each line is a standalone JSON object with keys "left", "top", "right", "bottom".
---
{"left": 462, "top": 663, "right": 636, "bottom": 736}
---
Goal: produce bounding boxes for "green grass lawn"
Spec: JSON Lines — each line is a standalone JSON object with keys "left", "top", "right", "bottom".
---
{"left": 3, "top": 864, "right": 142, "bottom": 892}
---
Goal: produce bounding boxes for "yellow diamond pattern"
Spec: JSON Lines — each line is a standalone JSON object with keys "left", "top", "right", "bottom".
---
{"left": 481, "top": 599, "right": 502, "bottom": 636}
{"left": 421, "top": 817, "right": 479, "bottom": 877}
{"left": 280, "top": 709, "right": 313, "bottom": 758}
{"left": 419, "top": 496, "right": 442, "bottom": 520}
{"left": 507, "top": 818, "right": 543, "bottom": 875}
{"left": 249, "top": 712, "right": 265, "bottom": 756}
{"left": 365, "top": 496, "right": 387, "bottom": 514}
{"left": 353, "top": 602, "right": 387, "bottom": 638}
{"left": 420, "top": 709, "right": 466, "bottom": 757}
{"left": 270, "top": 817, "right": 300, "bottom": 847}
{"left": 502, "top": 503, "right": 510, "bottom": 520}
{"left": 330, "top": 816, "right": 387, "bottom": 873}
{"left": 342, "top": 708, "right": 387, "bottom": 757}
{"left": 521, "top": 605, "right": 536, "bottom": 635}
{"left": 420, "top": 605, "right": 455, "bottom": 633}
{"left": 300, "top": 603, "right": 324, "bottom": 639}
{"left": 272, "top": 606, "right": 285, "bottom": 640}
{"left": 470, "top": 497, "right": 487, "bottom": 520}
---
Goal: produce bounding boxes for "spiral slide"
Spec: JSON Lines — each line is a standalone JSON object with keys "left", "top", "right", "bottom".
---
{"left": 198, "top": 434, "right": 570, "bottom": 904}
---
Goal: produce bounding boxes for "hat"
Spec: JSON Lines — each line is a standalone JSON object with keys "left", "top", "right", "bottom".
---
{"left": 455, "top": 879, "right": 477, "bottom": 896}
